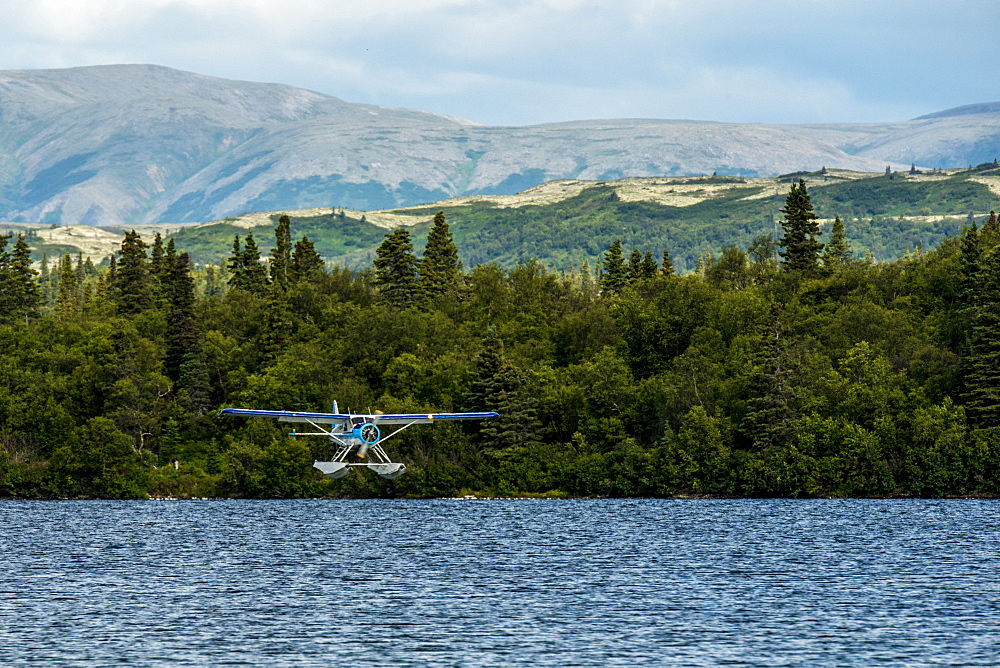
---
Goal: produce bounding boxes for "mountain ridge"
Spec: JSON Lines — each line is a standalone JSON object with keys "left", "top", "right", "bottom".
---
{"left": 1, "top": 64, "right": 998, "bottom": 227}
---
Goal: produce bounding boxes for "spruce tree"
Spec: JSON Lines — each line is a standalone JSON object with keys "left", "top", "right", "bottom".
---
{"left": 778, "top": 179, "right": 823, "bottom": 273}
{"left": 55, "top": 254, "right": 79, "bottom": 318}
{"left": 0, "top": 234, "right": 11, "bottom": 320}
{"left": 73, "top": 252, "right": 85, "bottom": 287}
{"left": 242, "top": 233, "right": 270, "bottom": 293}
{"left": 627, "top": 249, "right": 643, "bottom": 283}
{"left": 419, "top": 211, "right": 460, "bottom": 298}
{"left": 600, "top": 240, "right": 627, "bottom": 295}
{"left": 228, "top": 233, "right": 269, "bottom": 293}
{"left": 986, "top": 210, "right": 998, "bottom": 231}
{"left": 227, "top": 235, "right": 242, "bottom": 282}
{"left": 374, "top": 228, "right": 419, "bottom": 305}
{"left": 661, "top": 250, "right": 675, "bottom": 277}
{"left": 956, "top": 225, "right": 981, "bottom": 342}
{"left": 7, "top": 234, "right": 42, "bottom": 321}
{"left": 963, "top": 246, "right": 1000, "bottom": 428}
{"left": 150, "top": 232, "right": 166, "bottom": 279}
{"left": 270, "top": 215, "right": 293, "bottom": 290}
{"left": 111, "top": 230, "right": 152, "bottom": 315}
{"left": 740, "top": 305, "right": 797, "bottom": 449}
{"left": 983, "top": 210, "right": 1000, "bottom": 248}
{"left": 149, "top": 233, "right": 173, "bottom": 307}
{"left": 821, "top": 215, "right": 853, "bottom": 269}
{"left": 164, "top": 252, "right": 210, "bottom": 414}
{"left": 463, "top": 329, "right": 540, "bottom": 450}
{"left": 290, "top": 236, "right": 325, "bottom": 283}
{"left": 640, "top": 251, "right": 658, "bottom": 281}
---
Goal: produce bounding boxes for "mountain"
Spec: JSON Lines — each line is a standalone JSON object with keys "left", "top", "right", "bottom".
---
{"left": 1, "top": 64, "right": 999, "bottom": 227}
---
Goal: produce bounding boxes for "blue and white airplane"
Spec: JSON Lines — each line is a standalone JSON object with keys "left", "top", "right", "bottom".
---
{"left": 220, "top": 402, "right": 497, "bottom": 479}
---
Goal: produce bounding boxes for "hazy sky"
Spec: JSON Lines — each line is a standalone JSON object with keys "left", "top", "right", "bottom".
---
{"left": 2, "top": 0, "right": 997, "bottom": 126}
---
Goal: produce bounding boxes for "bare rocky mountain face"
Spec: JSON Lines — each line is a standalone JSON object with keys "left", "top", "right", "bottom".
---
{"left": 1, "top": 64, "right": 998, "bottom": 227}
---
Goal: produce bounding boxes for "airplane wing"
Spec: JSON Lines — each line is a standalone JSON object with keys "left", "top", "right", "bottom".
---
{"left": 218, "top": 408, "right": 351, "bottom": 424}
{"left": 372, "top": 412, "right": 499, "bottom": 424}
{"left": 219, "top": 408, "right": 498, "bottom": 424}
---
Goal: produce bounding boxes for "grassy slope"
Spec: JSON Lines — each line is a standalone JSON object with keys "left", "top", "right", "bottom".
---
{"left": 169, "top": 167, "right": 1000, "bottom": 272}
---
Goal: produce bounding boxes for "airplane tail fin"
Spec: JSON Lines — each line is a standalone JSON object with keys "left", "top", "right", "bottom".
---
{"left": 332, "top": 400, "right": 339, "bottom": 414}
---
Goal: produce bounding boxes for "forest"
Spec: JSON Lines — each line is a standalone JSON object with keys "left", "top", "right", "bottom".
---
{"left": 1, "top": 181, "right": 999, "bottom": 499}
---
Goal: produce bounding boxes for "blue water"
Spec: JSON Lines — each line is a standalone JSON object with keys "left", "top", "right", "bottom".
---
{"left": 1, "top": 499, "right": 998, "bottom": 666}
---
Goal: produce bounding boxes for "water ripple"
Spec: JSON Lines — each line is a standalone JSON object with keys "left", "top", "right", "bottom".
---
{"left": 1, "top": 499, "right": 998, "bottom": 666}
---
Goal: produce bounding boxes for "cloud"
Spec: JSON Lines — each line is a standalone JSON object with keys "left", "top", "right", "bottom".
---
{"left": 1, "top": 0, "right": 997, "bottom": 125}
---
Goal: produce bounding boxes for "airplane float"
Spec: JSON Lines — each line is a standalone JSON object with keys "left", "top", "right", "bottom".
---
{"left": 220, "top": 402, "right": 498, "bottom": 479}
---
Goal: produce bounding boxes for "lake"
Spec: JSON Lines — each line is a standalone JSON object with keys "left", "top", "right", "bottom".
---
{"left": 1, "top": 499, "right": 998, "bottom": 666}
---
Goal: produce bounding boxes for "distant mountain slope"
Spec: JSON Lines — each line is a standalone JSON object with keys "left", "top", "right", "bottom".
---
{"left": 162, "top": 166, "right": 1000, "bottom": 273}
{"left": 1, "top": 64, "right": 998, "bottom": 227}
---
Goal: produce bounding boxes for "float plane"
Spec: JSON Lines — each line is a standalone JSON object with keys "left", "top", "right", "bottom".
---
{"left": 220, "top": 403, "right": 497, "bottom": 479}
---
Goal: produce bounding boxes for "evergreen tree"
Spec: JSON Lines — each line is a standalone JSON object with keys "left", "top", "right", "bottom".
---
{"left": 374, "top": 228, "right": 419, "bottom": 305}
{"left": 55, "top": 254, "right": 80, "bottom": 318}
{"left": 640, "top": 251, "right": 658, "bottom": 281}
{"left": 661, "top": 250, "right": 675, "bottom": 277}
{"left": 164, "top": 252, "right": 210, "bottom": 414}
{"left": 627, "top": 249, "right": 644, "bottom": 283}
{"left": 290, "top": 236, "right": 325, "bottom": 283}
{"left": 600, "top": 240, "right": 627, "bottom": 295}
{"left": 270, "top": 215, "right": 293, "bottom": 290}
{"left": 740, "top": 305, "right": 797, "bottom": 449}
{"left": 0, "top": 234, "right": 11, "bottom": 319}
{"left": 149, "top": 233, "right": 173, "bottom": 307}
{"left": 150, "top": 232, "right": 166, "bottom": 280}
{"left": 956, "top": 225, "right": 982, "bottom": 343}
{"left": 7, "top": 234, "right": 42, "bottom": 321}
{"left": 983, "top": 210, "right": 1000, "bottom": 248}
{"left": 463, "top": 329, "right": 540, "bottom": 450}
{"left": 203, "top": 264, "right": 224, "bottom": 298}
{"left": 74, "top": 252, "right": 85, "bottom": 284}
{"left": 112, "top": 230, "right": 153, "bottom": 315}
{"left": 228, "top": 233, "right": 269, "bottom": 293}
{"left": 242, "top": 233, "right": 270, "bottom": 293}
{"left": 259, "top": 296, "right": 296, "bottom": 361}
{"left": 107, "top": 253, "right": 117, "bottom": 284}
{"left": 963, "top": 246, "right": 1000, "bottom": 428}
{"left": 227, "top": 235, "right": 242, "bottom": 281}
{"left": 419, "top": 211, "right": 460, "bottom": 298}
{"left": 821, "top": 215, "right": 853, "bottom": 269}
{"left": 778, "top": 179, "right": 824, "bottom": 273}
{"left": 164, "top": 237, "right": 177, "bottom": 270}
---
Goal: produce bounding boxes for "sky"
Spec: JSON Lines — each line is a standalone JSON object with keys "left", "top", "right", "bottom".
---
{"left": 1, "top": 0, "right": 998, "bottom": 127}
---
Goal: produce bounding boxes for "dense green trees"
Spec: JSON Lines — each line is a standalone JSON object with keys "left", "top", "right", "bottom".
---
{"left": 2, "top": 208, "right": 1000, "bottom": 499}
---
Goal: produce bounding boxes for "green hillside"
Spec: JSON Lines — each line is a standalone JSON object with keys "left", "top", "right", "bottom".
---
{"left": 171, "top": 166, "right": 1000, "bottom": 273}
{"left": 5, "top": 183, "right": 1000, "bottom": 500}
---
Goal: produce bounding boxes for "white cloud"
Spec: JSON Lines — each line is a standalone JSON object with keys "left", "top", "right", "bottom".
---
{"left": 0, "top": 0, "right": 997, "bottom": 125}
